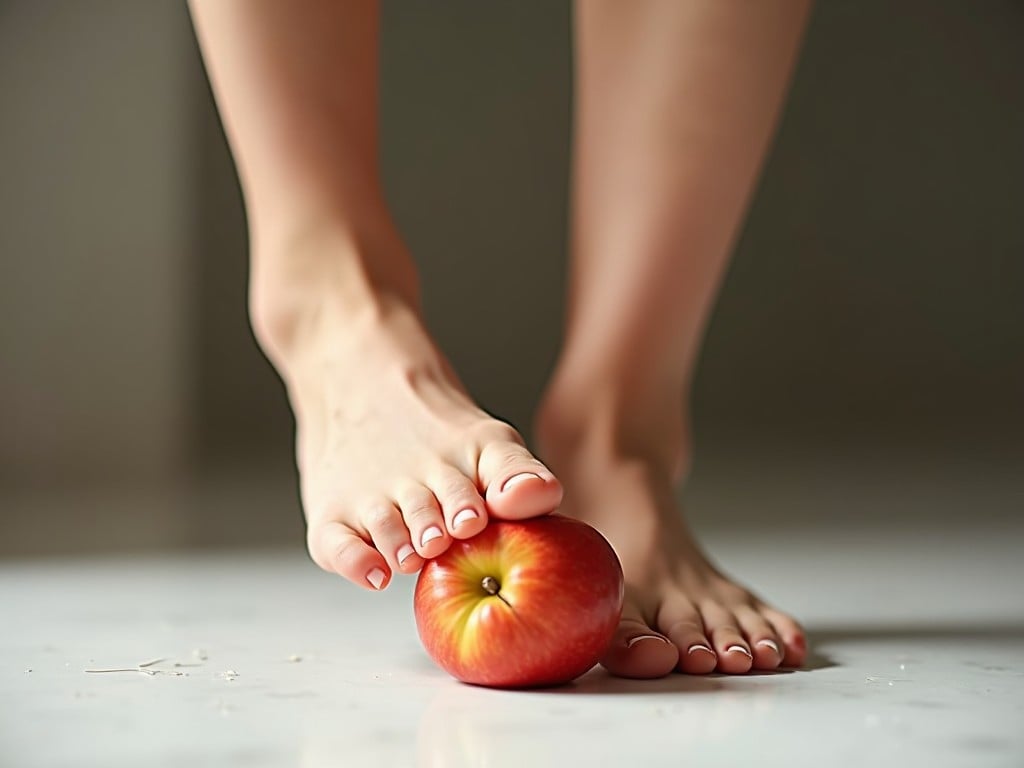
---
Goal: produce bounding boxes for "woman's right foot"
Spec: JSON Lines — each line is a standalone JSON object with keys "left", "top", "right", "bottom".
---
{"left": 253, "top": 227, "right": 562, "bottom": 591}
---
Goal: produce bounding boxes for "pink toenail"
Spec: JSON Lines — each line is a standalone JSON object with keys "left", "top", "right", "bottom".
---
{"left": 452, "top": 509, "right": 479, "bottom": 528}
{"left": 756, "top": 639, "right": 781, "bottom": 655}
{"left": 626, "top": 634, "right": 669, "bottom": 648}
{"left": 420, "top": 526, "right": 443, "bottom": 547}
{"left": 366, "top": 568, "right": 386, "bottom": 590}
{"left": 687, "top": 644, "right": 715, "bottom": 656}
{"left": 726, "top": 644, "right": 752, "bottom": 658}
{"left": 397, "top": 544, "right": 416, "bottom": 565}
{"left": 501, "top": 472, "right": 541, "bottom": 492}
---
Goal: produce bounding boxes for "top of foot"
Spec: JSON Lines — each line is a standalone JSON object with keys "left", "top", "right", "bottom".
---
{"left": 276, "top": 297, "right": 562, "bottom": 591}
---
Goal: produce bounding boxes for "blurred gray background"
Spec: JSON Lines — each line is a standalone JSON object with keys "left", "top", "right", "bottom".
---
{"left": 2, "top": 1, "right": 1022, "bottom": 556}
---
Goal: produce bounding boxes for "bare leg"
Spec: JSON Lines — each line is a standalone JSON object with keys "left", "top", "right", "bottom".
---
{"left": 538, "top": 0, "right": 811, "bottom": 676}
{"left": 189, "top": 0, "right": 561, "bottom": 591}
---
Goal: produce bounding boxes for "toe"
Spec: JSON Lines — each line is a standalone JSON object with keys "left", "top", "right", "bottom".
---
{"left": 361, "top": 500, "right": 423, "bottom": 575}
{"left": 429, "top": 467, "right": 488, "bottom": 540}
{"left": 396, "top": 485, "right": 450, "bottom": 558}
{"left": 599, "top": 603, "right": 678, "bottom": 679}
{"left": 307, "top": 520, "right": 391, "bottom": 591}
{"left": 701, "top": 603, "right": 754, "bottom": 674}
{"left": 656, "top": 598, "right": 718, "bottom": 675}
{"left": 735, "top": 606, "right": 784, "bottom": 670}
{"left": 476, "top": 426, "right": 562, "bottom": 519}
{"left": 762, "top": 607, "right": 808, "bottom": 667}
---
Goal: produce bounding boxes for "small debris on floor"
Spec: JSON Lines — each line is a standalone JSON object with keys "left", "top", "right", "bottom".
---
{"left": 84, "top": 666, "right": 186, "bottom": 677}
{"left": 288, "top": 654, "right": 302, "bottom": 663}
{"left": 219, "top": 670, "right": 239, "bottom": 681}
{"left": 84, "top": 654, "right": 195, "bottom": 677}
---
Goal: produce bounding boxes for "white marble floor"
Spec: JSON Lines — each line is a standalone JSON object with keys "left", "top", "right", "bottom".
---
{"left": 3, "top": 521, "right": 1023, "bottom": 768}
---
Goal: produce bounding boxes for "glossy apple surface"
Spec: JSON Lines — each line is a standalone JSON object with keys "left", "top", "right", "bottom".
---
{"left": 414, "top": 515, "right": 623, "bottom": 688}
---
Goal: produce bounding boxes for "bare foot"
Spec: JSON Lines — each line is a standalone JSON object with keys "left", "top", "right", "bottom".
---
{"left": 536, "top": 400, "right": 806, "bottom": 678}
{"left": 254, "top": 233, "right": 562, "bottom": 591}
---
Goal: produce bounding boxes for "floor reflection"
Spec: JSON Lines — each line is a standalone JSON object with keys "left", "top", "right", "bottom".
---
{"left": 413, "top": 669, "right": 789, "bottom": 768}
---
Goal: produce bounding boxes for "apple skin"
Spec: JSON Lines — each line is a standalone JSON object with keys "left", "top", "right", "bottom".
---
{"left": 414, "top": 514, "right": 624, "bottom": 688}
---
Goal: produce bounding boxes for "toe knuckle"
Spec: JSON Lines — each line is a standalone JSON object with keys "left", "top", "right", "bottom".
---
{"left": 664, "top": 618, "right": 703, "bottom": 635}
{"left": 474, "top": 420, "right": 523, "bottom": 447}
{"left": 715, "top": 581, "right": 753, "bottom": 605}
{"left": 439, "top": 475, "right": 475, "bottom": 501}
{"left": 405, "top": 504, "right": 437, "bottom": 524}
{"left": 363, "top": 504, "right": 398, "bottom": 531}
{"left": 331, "top": 536, "right": 362, "bottom": 567}
{"left": 499, "top": 452, "right": 542, "bottom": 474}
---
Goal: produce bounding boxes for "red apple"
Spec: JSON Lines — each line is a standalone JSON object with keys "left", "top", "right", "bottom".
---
{"left": 413, "top": 514, "right": 624, "bottom": 688}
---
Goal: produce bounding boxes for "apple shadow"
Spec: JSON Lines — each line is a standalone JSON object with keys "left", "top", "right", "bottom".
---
{"left": 528, "top": 669, "right": 723, "bottom": 695}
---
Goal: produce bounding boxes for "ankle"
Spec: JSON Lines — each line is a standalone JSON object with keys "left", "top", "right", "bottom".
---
{"left": 535, "top": 377, "right": 692, "bottom": 481}
{"left": 249, "top": 215, "right": 419, "bottom": 364}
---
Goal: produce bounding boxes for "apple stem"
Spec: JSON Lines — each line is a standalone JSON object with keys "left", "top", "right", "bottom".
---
{"left": 481, "top": 576, "right": 500, "bottom": 595}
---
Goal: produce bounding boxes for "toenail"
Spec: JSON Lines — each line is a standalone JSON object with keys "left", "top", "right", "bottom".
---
{"left": 452, "top": 508, "right": 479, "bottom": 528}
{"left": 366, "top": 568, "right": 386, "bottom": 590}
{"left": 626, "top": 634, "right": 669, "bottom": 649}
{"left": 397, "top": 544, "right": 416, "bottom": 565}
{"left": 420, "top": 526, "right": 443, "bottom": 546}
{"left": 726, "top": 644, "right": 752, "bottom": 658}
{"left": 501, "top": 472, "right": 541, "bottom": 492}
{"left": 756, "top": 639, "right": 780, "bottom": 655}
{"left": 687, "top": 644, "right": 715, "bottom": 656}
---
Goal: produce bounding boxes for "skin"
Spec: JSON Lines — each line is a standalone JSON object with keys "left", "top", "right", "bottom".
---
{"left": 537, "top": 0, "right": 813, "bottom": 676}
{"left": 189, "top": 0, "right": 810, "bottom": 677}
{"left": 189, "top": 0, "right": 563, "bottom": 592}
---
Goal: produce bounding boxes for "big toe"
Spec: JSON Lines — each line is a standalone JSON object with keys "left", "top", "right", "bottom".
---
{"left": 477, "top": 427, "right": 562, "bottom": 519}
{"left": 599, "top": 607, "right": 679, "bottom": 679}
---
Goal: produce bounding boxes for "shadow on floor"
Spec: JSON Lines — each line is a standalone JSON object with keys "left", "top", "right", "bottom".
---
{"left": 406, "top": 649, "right": 826, "bottom": 695}
{"left": 810, "top": 622, "right": 1024, "bottom": 644}
{"left": 529, "top": 663, "right": 813, "bottom": 696}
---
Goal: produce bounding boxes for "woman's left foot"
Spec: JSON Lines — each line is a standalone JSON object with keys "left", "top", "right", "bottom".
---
{"left": 536, "top": 398, "right": 807, "bottom": 678}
